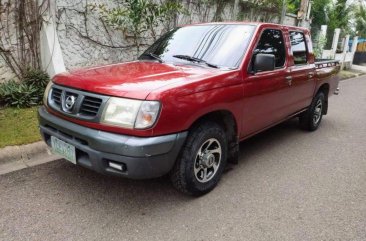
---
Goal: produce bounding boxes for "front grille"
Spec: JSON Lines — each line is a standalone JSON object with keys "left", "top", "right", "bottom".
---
{"left": 51, "top": 87, "right": 62, "bottom": 106}
{"left": 48, "top": 84, "right": 108, "bottom": 122}
{"left": 80, "top": 96, "right": 103, "bottom": 117}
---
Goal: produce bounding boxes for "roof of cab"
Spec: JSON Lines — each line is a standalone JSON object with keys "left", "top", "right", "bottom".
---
{"left": 184, "top": 21, "right": 309, "bottom": 31}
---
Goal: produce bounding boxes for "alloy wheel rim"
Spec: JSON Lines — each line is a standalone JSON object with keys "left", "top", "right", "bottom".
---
{"left": 194, "top": 138, "right": 222, "bottom": 183}
{"left": 313, "top": 99, "right": 323, "bottom": 125}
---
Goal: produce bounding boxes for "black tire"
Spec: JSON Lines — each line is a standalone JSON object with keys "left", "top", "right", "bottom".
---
{"left": 170, "top": 121, "right": 228, "bottom": 196}
{"left": 299, "top": 91, "right": 325, "bottom": 131}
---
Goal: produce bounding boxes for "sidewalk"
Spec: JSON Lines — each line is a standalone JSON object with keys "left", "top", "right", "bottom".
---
{"left": 351, "top": 64, "right": 366, "bottom": 73}
{"left": 0, "top": 141, "right": 58, "bottom": 175}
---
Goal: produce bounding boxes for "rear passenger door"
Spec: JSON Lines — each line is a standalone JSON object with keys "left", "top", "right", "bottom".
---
{"left": 288, "top": 31, "right": 316, "bottom": 111}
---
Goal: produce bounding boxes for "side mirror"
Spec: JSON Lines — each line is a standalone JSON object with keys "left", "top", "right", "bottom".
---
{"left": 253, "top": 54, "right": 275, "bottom": 73}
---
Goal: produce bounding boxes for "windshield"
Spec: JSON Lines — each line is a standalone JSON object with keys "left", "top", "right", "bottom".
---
{"left": 139, "top": 24, "right": 256, "bottom": 69}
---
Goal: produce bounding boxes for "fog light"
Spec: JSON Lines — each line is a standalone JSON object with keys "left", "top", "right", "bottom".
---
{"left": 109, "top": 161, "right": 125, "bottom": 171}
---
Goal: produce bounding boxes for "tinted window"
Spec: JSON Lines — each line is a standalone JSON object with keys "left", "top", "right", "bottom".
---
{"left": 253, "top": 29, "right": 286, "bottom": 68}
{"left": 290, "top": 32, "right": 308, "bottom": 65}
{"left": 140, "top": 25, "right": 256, "bottom": 69}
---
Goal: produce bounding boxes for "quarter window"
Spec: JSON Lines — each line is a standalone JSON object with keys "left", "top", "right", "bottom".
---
{"left": 289, "top": 32, "right": 308, "bottom": 65}
{"left": 253, "top": 29, "right": 286, "bottom": 68}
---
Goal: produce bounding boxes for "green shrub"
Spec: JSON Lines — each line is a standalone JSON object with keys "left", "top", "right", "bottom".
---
{"left": 0, "top": 68, "right": 50, "bottom": 108}
{"left": 0, "top": 80, "right": 39, "bottom": 107}
{"left": 23, "top": 68, "right": 49, "bottom": 89}
{"left": 23, "top": 68, "right": 50, "bottom": 102}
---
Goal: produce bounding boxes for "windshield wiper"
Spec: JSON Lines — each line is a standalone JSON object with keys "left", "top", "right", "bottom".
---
{"left": 172, "top": 55, "right": 219, "bottom": 69}
{"left": 140, "top": 53, "right": 163, "bottom": 63}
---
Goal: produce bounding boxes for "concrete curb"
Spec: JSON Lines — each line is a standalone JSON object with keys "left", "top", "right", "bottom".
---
{"left": 351, "top": 65, "right": 366, "bottom": 73}
{"left": 0, "top": 141, "right": 59, "bottom": 175}
{"left": 338, "top": 72, "right": 365, "bottom": 82}
{"left": 0, "top": 141, "right": 47, "bottom": 165}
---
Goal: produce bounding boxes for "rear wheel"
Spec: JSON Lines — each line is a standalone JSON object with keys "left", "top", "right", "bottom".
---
{"left": 299, "top": 92, "right": 325, "bottom": 131}
{"left": 170, "top": 122, "right": 228, "bottom": 196}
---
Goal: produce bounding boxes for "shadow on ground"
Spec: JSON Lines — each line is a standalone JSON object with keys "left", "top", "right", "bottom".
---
{"left": 1, "top": 118, "right": 304, "bottom": 210}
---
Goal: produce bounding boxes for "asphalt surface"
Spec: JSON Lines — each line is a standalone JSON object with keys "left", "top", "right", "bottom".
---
{"left": 1, "top": 76, "right": 366, "bottom": 241}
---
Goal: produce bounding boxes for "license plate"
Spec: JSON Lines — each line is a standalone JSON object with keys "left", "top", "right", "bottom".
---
{"left": 51, "top": 136, "right": 76, "bottom": 164}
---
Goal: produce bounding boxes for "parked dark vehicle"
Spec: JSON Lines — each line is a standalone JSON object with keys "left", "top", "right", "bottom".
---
{"left": 39, "top": 22, "right": 340, "bottom": 196}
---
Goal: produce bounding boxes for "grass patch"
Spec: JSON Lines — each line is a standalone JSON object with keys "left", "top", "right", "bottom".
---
{"left": 0, "top": 107, "right": 41, "bottom": 148}
{"left": 339, "top": 70, "right": 365, "bottom": 80}
{"left": 339, "top": 70, "right": 357, "bottom": 80}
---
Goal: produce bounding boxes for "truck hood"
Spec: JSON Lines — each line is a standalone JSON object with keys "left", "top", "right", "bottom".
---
{"left": 53, "top": 61, "right": 225, "bottom": 99}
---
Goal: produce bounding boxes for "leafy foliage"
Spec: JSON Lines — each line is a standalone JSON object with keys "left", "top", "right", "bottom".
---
{"left": 310, "top": 0, "right": 331, "bottom": 28}
{"left": 287, "top": 0, "right": 301, "bottom": 14}
{"left": 324, "top": 0, "right": 353, "bottom": 48}
{"left": 0, "top": 69, "right": 50, "bottom": 108}
{"left": 23, "top": 68, "right": 50, "bottom": 102}
{"left": 308, "top": 0, "right": 355, "bottom": 49}
{"left": 314, "top": 34, "right": 327, "bottom": 58}
{"left": 90, "top": 0, "right": 187, "bottom": 55}
{"left": 0, "top": 81, "right": 39, "bottom": 108}
{"left": 327, "top": 0, "right": 352, "bottom": 33}
{"left": 355, "top": 3, "right": 366, "bottom": 38}
{"left": 238, "top": 0, "right": 283, "bottom": 22}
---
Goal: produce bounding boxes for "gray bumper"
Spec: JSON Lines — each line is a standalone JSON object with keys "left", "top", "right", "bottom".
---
{"left": 38, "top": 106, "right": 187, "bottom": 179}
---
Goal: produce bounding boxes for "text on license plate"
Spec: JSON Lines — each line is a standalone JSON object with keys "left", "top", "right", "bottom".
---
{"left": 51, "top": 136, "right": 76, "bottom": 164}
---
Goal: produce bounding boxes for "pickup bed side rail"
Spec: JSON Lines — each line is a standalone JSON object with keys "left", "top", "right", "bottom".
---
{"left": 315, "top": 59, "right": 340, "bottom": 69}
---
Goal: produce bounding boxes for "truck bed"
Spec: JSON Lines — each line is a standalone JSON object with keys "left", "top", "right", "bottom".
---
{"left": 315, "top": 59, "right": 340, "bottom": 97}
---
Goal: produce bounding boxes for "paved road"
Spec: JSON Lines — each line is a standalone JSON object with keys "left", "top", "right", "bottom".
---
{"left": 1, "top": 77, "right": 366, "bottom": 241}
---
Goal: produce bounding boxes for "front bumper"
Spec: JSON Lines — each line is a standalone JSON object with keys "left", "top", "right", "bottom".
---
{"left": 38, "top": 106, "right": 187, "bottom": 179}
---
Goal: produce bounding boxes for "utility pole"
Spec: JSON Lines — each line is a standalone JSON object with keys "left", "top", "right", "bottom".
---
{"left": 233, "top": 0, "right": 240, "bottom": 20}
{"left": 298, "top": 0, "right": 310, "bottom": 27}
{"left": 280, "top": 0, "right": 287, "bottom": 24}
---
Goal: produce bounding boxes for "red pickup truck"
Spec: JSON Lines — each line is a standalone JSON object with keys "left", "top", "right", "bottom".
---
{"left": 39, "top": 22, "right": 340, "bottom": 195}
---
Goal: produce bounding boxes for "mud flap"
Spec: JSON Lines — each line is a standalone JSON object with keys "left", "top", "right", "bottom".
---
{"left": 227, "top": 140, "right": 239, "bottom": 164}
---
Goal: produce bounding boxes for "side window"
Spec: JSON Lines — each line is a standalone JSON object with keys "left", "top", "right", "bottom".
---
{"left": 253, "top": 29, "right": 286, "bottom": 68}
{"left": 289, "top": 31, "right": 308, "bottom": 65}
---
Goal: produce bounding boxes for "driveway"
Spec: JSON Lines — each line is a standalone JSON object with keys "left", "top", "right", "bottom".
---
{"left": 1, "top": 76, "right": 365, "bottom": 241}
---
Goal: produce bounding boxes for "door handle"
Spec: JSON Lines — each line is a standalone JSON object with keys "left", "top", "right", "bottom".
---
{"left": 285, "top": 76, "right": 292, "bottom": 86}
{"left": 308, "top": 72, "right": 314, "bottom": 78}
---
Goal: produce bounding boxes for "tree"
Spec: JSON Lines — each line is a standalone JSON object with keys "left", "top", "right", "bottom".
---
{"left": 310, "top": 0, "right": 332, "bottom": 31}
{"left": 327, "top": 0, "right": 352, "bottom": 33}
{"left": 325, "top": 0, "right": 353, "bottom": 48}
{"left": 354, "top": 3, "right": 366, "bottom": 38}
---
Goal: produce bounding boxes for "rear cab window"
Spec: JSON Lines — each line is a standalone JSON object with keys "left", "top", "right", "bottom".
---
{"left": 289, "top": 31, "right": 308, "bottom": 65}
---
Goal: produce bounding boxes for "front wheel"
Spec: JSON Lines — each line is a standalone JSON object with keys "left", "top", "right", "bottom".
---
{"left": 299, "top": 92, "right": 325, "bottom": 131}
{"left": 170, "top": 122, "right": 228, "bottom": 196}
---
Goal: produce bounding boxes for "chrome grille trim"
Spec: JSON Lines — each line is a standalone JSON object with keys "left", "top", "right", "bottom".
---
{"left": 51, "top": 87, "right": 62, "bottom": 106}
{"left": 80, "top": 96, "right": 103, "bottom": 117}
{"left": 48, "top": 84, "right": 109, "bottom": 122}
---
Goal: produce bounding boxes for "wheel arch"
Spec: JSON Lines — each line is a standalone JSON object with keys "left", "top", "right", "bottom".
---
{"left": 188, "top": 110, "right": 240, "bottom": 164}
{"left": 317, "top": 83, "right": 330, "bottom": 115}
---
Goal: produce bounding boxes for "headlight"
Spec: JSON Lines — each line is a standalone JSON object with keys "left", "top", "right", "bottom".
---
{"left": 101, "top": 97, "right": 161, "bottom": 129}
{"left": 135, "top": 101, "right": 161, "bottom": 129}
{"left": 43, "top": 81, "right": 53, "bottom": 106}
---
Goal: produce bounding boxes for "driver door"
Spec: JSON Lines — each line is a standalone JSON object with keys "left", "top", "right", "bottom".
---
{"left": 241, "top": 28, "right": 293, "bottom": 137}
